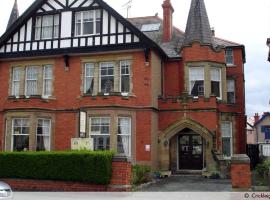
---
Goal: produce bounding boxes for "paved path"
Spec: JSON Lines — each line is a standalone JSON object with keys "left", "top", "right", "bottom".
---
{"left": 138, "top": 175, "right": 232, "bottom": 192}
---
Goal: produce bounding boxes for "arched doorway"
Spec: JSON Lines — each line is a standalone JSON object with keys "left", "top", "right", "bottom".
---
{"left": 159, "top": 118, "right": 217, "bottom": 173}
{"left": 170, "top": 129, "right": 205, "bottom": 171}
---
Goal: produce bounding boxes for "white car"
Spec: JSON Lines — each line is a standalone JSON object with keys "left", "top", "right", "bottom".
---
{"left": 0, "top": 182, "right": 13, "bottom": 200}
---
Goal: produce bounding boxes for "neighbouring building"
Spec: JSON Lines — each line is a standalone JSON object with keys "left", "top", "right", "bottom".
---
{"left": 253, "top": 113, "right": 270, "bottom": 144}
{"left": 0, "top": 0, "right": 246, "bottom": 176}
{"left": 246, "top": 117, "right": 255, "bottom": 144}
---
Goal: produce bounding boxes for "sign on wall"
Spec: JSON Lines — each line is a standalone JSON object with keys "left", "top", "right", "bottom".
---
{"left": 71, "top": 138, "right": 93, "bottom": 150}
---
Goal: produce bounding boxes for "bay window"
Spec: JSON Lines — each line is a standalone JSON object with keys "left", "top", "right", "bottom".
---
{"left": 12, "top": 119, "right": 30, "bottom": 151}
{"left": 211, "top": 68, "right": 221, "bottom": 98}
{"left": 100, "top": 62, "right": 114, "bottom": 93}
{"left": 12, "top": 67, "right": 20, "bottom": 97}
{"left": 35, "top": 14, "right": 59, "bottom": 40}
{"left": 90, "top": 117, "right": 110, "bottom": 150}
{"left": 36, "top": 119, "right": 51, "bottom": 151}
{"left": 43, "top": 65, "right": 53, "bottom": 97}
{"left": 25, "top": 66, "right": 38, "bottom": 96}
{"left": 189, "top": 67, "right": 204, "bottom": 96}
{"left": 120, "top": 61, "right": 131, "bottom": 94}
{"left": 75, "top": 10, "right": 101, "bottom": 36}
{"left": 117, "top": 117, "right": 131, "bottom": 156}
{"left": 227, "top": 79, "right": 235, "bottom": 104}
{"left": 84, "top": 63, "right": 94, "bottom": 94}
{"left": 221, "top": 122, "right": 233, "bottom": 158}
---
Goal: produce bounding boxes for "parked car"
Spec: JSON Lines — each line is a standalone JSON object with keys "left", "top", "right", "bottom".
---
{"left": 0, "top": 182, "right": 13, "bottom": 200}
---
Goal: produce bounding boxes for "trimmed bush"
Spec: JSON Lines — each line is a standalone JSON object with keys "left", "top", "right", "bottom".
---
{"left": 0, "top": 151, "right": 114, "bottom": 185}
{"left": 132, "top": 165, "right": 151, "bottom": 185}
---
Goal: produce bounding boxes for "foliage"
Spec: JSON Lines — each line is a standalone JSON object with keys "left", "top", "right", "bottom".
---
{"left": 132, "top": 165, "right": 151, "bottom": 185}
{"left": 0, "top": 151, "right": 114, "bottom": 185}
{"left": 256, "top": 160, "right": 270, "bottom": 177}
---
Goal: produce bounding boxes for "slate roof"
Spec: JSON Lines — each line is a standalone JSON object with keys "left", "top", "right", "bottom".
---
{"left": 128, "top": 15, "right": 242, "bottom": 59}
{"left": 183, "top": 0, "right": 213, "bottom": 46}
{"left": 7, "top": 0, "right": 19, "bottom": 30}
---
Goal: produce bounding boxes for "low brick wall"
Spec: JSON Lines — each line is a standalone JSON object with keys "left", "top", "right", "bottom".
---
{"left": 231, "top": 154, "right": 251, "bottom": 190}
{"left": 1, "top": 158, "right": 132, "bottom": 192}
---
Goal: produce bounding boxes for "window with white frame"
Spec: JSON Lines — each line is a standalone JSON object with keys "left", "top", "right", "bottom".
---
{"left": 221, "top": 122, "right": 233, "bottom": 158}
{"left": 84, "top": 63, "right": 95, "bottom": 94}
{"left": 12, "top": 118, "right": 30, "bottom": 151}
{"left": 211, "top": 68, "right": 221, "bottom": 98}
{"left": 75, "top": 10, "right": 101, "bottom": 36}
{"left": 227, "top": 79, "right": 235, "bottom": 104}
{"left": 100, "top": 62, "right": 114, "bottom": 93}
{"left": 36, "top": 119, "right": 51, "bottom": 151}
{"left": 117, "top": 117, "right": 131, "bottom": 156}
{"left": 225, "top": 49, "right": 234, "bottom": 65}
{"left": 12, "top": 67, "right": 20, "bottom": 97}
{"left": 90, "top": 117, "right": 110, "bottom": 151}
{"left": 120, "top": 61, "right": 131, "bottom": 94}
{"left": 35, "top": 15, "right": 59, "bottom": 40}
{"left": 25, "top": 66, "right": 38, "bottom": 96}
{"left": 189, "top": 67, "right": 204, "bottom": 96}
{"left": 43, "top": 65, "right": 53, "bottom": 97}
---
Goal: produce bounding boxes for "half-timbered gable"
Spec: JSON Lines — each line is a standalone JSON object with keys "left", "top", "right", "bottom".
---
{"left": 0, "top": 0, "right": 164, "bottom": 58}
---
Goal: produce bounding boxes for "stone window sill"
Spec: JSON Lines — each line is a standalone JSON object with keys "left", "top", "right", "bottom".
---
{"left": 8, "top": 95, "right": 55, "bottom": 101}
{"left": 82, "top": 92, "right": 134, "bottom": 99}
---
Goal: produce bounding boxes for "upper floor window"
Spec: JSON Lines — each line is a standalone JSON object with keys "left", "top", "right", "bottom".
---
{"left": 221, "top": 122, "right": 233, "bottom": 158}
{"left": 120, "top": 61, "right": 131, "bottom": 94}
{"left": 189, "top": 67, "right": 204, "bottom": 96}
{"left": 84, "top": 63, "right": 95, "bottom": 94}
{"left": 210, "top": 68, "right": 221, "bottom": 98}
{"left": 35, "top": 15, "right": 59, "bottom": 40}
{"left": 225, "top": 49, "right": 234, "bottom": 66}
{"left": 100, "top": 62, "right": 114, "bottom": 94}
{"left": 12, "top": 118, "right": 30, "bottom": 151}
{"left": 227, "top": 79, "right": 236, "bottom": 104}
{"left": 36, "top": 119, "right": 51, "bottom": 151}
{"left": 25, "top": 66, "right": 38, "bottom": 96}
{"left": 12, "top": 67, "right": 21, "bottom": 97}
{"left": 75, "top": 10, "right": 101, "bottom": 36}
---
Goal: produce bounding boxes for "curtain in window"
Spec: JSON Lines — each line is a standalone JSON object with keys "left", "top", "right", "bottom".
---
{"left": 100, "top": 63, "right": 114, "bottom": 93}
{"left": 53, "top": 15, "right": 59, "bottom": 38}
{"left": 84, "top": 64, "right": 94, "bottom": 94}
{"left": 120, "top": 61, "right": 130, "bottom": 93}
{"left": 43, "top": 65, "right": 52, "bottom": 97}
{"left": 26, "top": 67, "right": 38, "bottom": 96}
{"left": 227, "top": 80, "right": 235, "bottom": 103}
{"left": 35, "top": 17, "right": 42, "bottom": 40}
{"left": 221, "top": 122, "right": 232, "bottom": 157}
{"left": 117, "top": 118, "right": 131, "bottom": 156}
{"left": 36, "top": 119, "right": 51, "bottom": 151}
{"left": 12, "top": 68, "right": 20, "bottom": 96}
{"left": 226, "top": 49, "right": 234, "bottom": 64}
{"left": 42, "top": 15, "right": 53, "bottom": 39}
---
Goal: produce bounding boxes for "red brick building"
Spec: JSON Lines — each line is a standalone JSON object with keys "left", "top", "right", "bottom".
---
{"left": 0, "top": 0, "right": 246, "bottom": 176}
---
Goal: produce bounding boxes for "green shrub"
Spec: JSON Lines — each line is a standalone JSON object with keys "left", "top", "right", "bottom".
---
{"left": 256, "top": 160, "right": 270, "bottom": 177}
{"left": 0, "top": 151, "right": 114, "bottom": 184}
{"left": 132, "top": 165, "right": 151, "bottom": 185}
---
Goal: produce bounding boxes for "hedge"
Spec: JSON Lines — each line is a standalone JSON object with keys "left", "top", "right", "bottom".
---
{"left": 0, "top": 151, "right": 114, "bottom": 185}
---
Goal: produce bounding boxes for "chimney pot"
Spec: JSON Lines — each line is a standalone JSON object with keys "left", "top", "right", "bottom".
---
{"left": 211, "top": 27, "right": 215, "bottom": 36}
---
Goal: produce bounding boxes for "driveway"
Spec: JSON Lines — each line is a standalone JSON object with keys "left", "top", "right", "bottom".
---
{"left": 138, "top": 175, "right": 232, "bottom": 192}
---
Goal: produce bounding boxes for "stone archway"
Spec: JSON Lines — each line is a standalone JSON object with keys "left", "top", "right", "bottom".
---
{"left": 158, "top": 118, "right": 217, "bottom": 172}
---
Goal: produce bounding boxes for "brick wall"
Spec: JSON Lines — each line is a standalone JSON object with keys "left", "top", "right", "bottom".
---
{"left": 2, "top": 160, "right": 132, "bottom": 192}
{"left": 231, "top": 154, "right": 251, "bottom": 189}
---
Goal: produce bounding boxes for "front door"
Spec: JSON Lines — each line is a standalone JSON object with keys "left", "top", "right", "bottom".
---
{"left": 178, "top": 134, "right": 203, "bottom": 170}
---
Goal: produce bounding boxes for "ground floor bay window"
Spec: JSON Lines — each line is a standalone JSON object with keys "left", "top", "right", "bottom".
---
{"left": 12, "top": 118, "right": 30, "bottom": 151}
{"left": 36, "top": 119, "right": 51, "bottom": 151}
{"left": 89, "top": 115, "right": 132, "bottom": 157}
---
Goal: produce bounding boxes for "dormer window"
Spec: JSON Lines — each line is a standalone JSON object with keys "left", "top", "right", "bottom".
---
{"left": 75, "top": 10, "right": 101, "bottom": 36}
{"left": 35, "top": 15, "right": 59, "bottom": 40}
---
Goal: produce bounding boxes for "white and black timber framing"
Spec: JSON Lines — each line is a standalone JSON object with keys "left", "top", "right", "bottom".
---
{"left": 0, "top": 0, "right": 167, "bottom": 59}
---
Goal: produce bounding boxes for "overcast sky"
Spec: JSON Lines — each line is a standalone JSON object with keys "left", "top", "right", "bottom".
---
{"left": 0, "top": 0, "right": 270, "bottom": 117}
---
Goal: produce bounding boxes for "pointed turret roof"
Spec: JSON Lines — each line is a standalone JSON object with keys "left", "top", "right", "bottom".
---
{"left": 183, "top": 0, "right": 213, "bottom": 46}
{"left": 6, "top": 0, "right": 19, "bottom": 30}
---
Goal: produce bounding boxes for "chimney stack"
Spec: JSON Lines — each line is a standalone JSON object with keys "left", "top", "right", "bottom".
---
{"left": 162, "top": 0, "right": 174, "bottom": 43}
{"left": 254, "top": 113, "right": 260, "bottom": 123}
{"left": 211, "top": 27, "right": 215, "bottom": 36}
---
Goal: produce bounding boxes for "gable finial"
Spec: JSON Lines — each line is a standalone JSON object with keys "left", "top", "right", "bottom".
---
{"left": 6, "top": 0, "right": 19, "bottom": 30}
